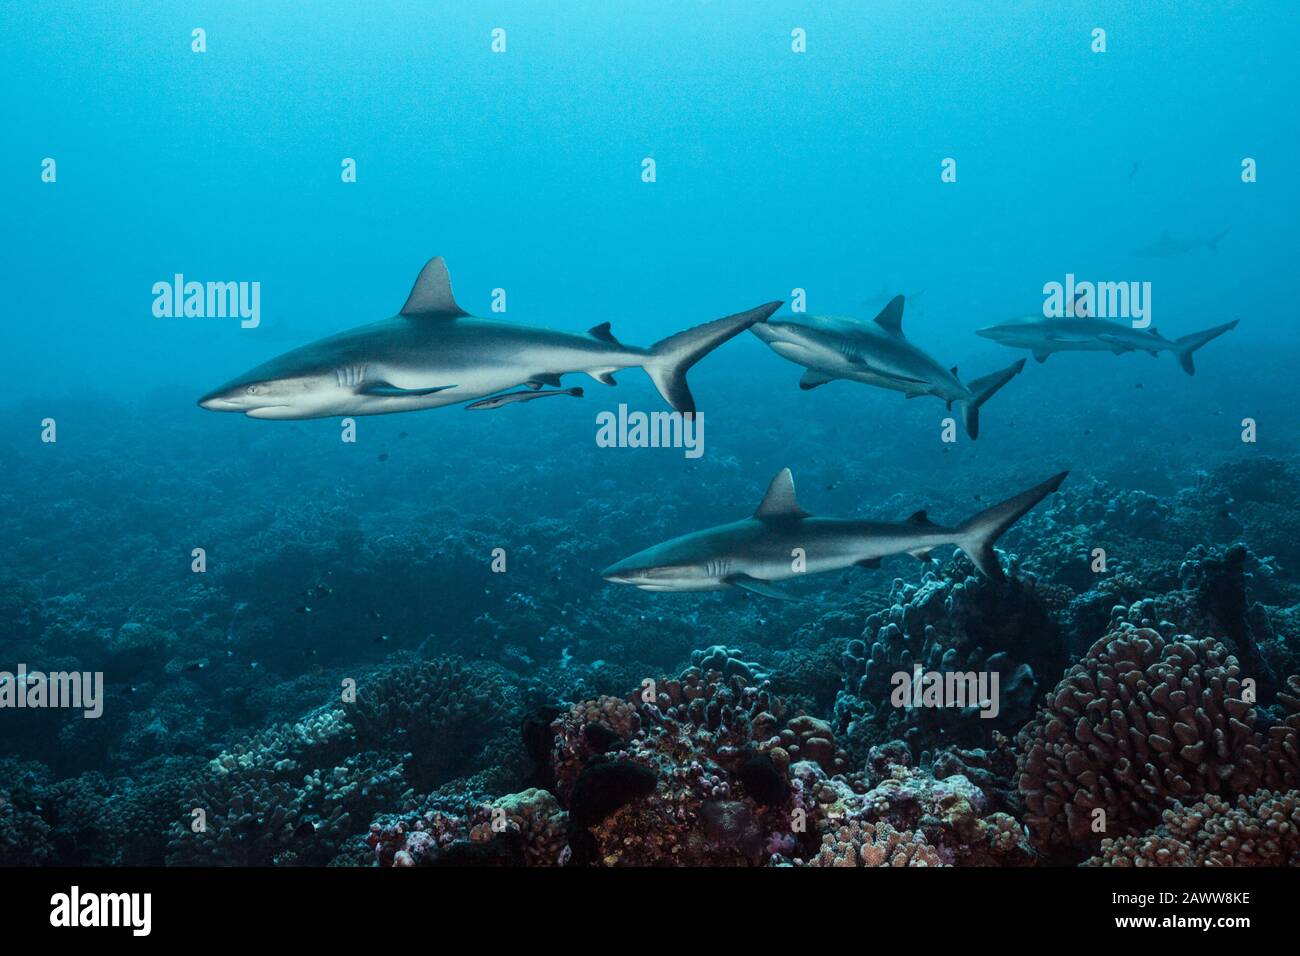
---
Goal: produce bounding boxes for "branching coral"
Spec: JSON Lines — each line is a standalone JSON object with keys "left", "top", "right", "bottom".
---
{"left": 1087, "top": 789, "right": 1300, "bottom": 866}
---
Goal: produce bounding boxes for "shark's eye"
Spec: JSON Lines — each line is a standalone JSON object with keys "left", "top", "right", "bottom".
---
{"left": 246, "top": 385, "right": 259, "bottom": 395}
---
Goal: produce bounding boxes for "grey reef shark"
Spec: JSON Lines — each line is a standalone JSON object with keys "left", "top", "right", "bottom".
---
{"left": 977, "top": 299, "right": 1238, "bottom": 375}
{"left": 1133, "top": 228, "right": 1228, "bottom": 258}
{"left": 751, "top": 295, "right": 1025, "bottom": 439}
{"left": 199, "top": 256, "right": 781, "bottom": 419}
{"left": 602, "top": 468, "right": 1067, "bottom": 601}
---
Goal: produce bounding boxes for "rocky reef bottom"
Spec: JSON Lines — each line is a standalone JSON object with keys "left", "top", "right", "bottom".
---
{"left": 4, "top": 532, "right": 1298, "bottom": 868}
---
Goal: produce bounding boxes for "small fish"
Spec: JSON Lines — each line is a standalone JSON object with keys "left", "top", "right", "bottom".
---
{"left": 377, "top": 452, "right": 389, "bottom": 462}
{"left": 466, "top": 387, "right": 584, "bottom": 410}
{"left": 295, "top": 605, "right": 311, "bottom": 614}
{"left": 373, "top": 634, "right": 389, "bottom": 645}
{"left": 398, "top": 431, "right": 408, "bottom": 439}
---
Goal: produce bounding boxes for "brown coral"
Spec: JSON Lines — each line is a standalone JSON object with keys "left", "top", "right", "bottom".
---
{"left": 810, "top": 819, "right": 946, "bottom": 867}
{"left": 1016, "top": 628, "right": 1264, "bottom": 851}
{"left": 1087, "top": 789, "right": 1300, "bottom": 866}
{"left": 1265, "top": 676, "right": 1300, "bottom": 790}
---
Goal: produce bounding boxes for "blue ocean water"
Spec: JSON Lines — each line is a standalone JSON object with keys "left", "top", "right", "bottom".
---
{"left": 1, "top": 2, "right": 1298, "bottom": 870}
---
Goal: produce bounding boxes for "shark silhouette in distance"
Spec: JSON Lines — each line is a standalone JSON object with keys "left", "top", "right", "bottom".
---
{"left": 199, "top": 257, "right": 781, "bottom": 419}
{"left": 977, "top": 300, "right": 1239, "bottom": 375}
{"left": 751, "top": 296, "right": 1025, "bottom": 439}
{"left": 1133, "top": 229, "right": 1228, "bottom": 258}
{"left": 602, "top": 469, "right": 1068, "bottom": 601}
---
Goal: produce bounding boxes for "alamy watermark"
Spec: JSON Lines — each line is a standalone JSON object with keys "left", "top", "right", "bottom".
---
{"left": 595, "top": 404, "right": 704, "bottom": 459}
{"left": 890, "top": 665, "right": 1000, "bottom": 719}
{"left": 1043, "top": 273, "right": 1152, "bottom": 328}
{"left": 0, "top": 664, "right": 103, "bottom": 718}
{"left": 152, "top": 274, "right": 261, "bottom": 328}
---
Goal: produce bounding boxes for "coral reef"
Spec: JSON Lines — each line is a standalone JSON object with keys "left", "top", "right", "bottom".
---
{"left": 1088, "top": 789, "right": 1300, "bottom": 867}
{"left": 1016, "top": 627, "right": 1268, "bottom": 855}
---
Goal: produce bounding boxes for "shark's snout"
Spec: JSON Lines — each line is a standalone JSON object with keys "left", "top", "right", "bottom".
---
{"left": 600, "top": 560, "right": 636, "bottom": 584}
{"left": 198, "top": 387, "right": 242, "bottom": 412}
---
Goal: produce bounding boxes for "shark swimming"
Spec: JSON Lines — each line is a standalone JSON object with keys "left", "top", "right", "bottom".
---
{"left": 198, "top": 256, "right": 781, "bottom": 419}
{"left": 751, "top": 296, "right": 1026, "bottom": 438}
{"left": 976, "top": 311, "right": 1239, "bottom": 375}
{"left": 1133, "top": 229, "right": 1228, "bottom": 258}
{"left": 602, "top": 469, "right": 1068, "bottom": 600}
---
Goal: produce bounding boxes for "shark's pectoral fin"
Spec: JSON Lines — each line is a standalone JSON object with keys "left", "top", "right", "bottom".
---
{"left": 527, "top": 374, "right": 563, "bottom": 388}
{"left": 799, "top": 370, "right": 834, "bottom": 390}
{"left": 359, "top": 381, "right": 457, "bottom": 397}
{"left": 1033, "top": 350, "right": 1051, "bottom": 363}
{"left": 856, "top": 558, "right": 882, "bottom": 569}
{"left": 725, "top": 574, "right": 804, "bottom": 602}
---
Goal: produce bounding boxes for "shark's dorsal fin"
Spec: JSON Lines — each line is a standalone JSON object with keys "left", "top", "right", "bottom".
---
{"left": 872, "top": 295, "right": 906, "bottom": 335}
{"left": 906, "top": 509, "right": 938, "bottom": 529}
{"left": 588, "top": 322, "right": 622, "bottom": 346}
{"left": 400, "top": 256, "right": 468, "bottom": 318}
{"left": 755, "top": 468, "right": 809, "bottom": 520}
{"left": 1072, "top": 290, "right": 1091, "bottom": 318}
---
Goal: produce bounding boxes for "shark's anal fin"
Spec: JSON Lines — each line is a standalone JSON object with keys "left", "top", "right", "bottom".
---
{"left": 1033, "top": 350, "right": 1051, "bottom": 363}
{"left": 588, "top": 323, "right": 622, "bottom": 346}
{"left": 359, "top": 382, "right": 457, "bottom": 397}
{"left": 799, "top": 370, "right": 834, "bottom": 390}
{"left": 755, "top": 468, "right": 810, "bottom": 520}
{"left": 400, "top": 256, "right": 468, "bottom": 318}
{"left": 725, "top": 574, "right": 804, "bottom": 602}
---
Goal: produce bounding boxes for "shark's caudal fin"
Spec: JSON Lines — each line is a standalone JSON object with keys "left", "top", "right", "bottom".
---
{"left": 1172, "top": 320, "right": 1237, "bottom": 375}
{"left": 959, "top": 358, "right": 1026, "bottom": 439}
{"left": 954, "top": 472, "right": 1068, "bottom": 581}
{"left": 644, "top": 301, "right": 783, "bottom": 413}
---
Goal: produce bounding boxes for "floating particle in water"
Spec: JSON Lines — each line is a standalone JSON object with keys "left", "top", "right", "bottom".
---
{"left": 295, "top": 605, "right": 311, "bottom": 614}
{"left": 399, "top": 431, "right": 408, "bottom": 439}
{"left": 378, "top": 452, "right": 389, "bottom": 461}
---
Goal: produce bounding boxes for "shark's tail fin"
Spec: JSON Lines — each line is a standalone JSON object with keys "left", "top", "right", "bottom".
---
{"left": 954, "top": 472, "right": 1068, "bottom": 581}
{"left": 958, "top": 358, "right": 1026, "bottom": 439}
{"left": 1206, "top": 228, "right": 1229, "bottom": 254}
{"left": 645, "top": 301, "right": 782, "bottom": 413}
{"left": 1172, "top": 320, "right": 1238, "bottom": 375}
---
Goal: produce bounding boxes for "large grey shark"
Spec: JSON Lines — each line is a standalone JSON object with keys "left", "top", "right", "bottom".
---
{"left": 199, "top": 257, "right": 781, "bottom": 419}
{"left": 602, "top": 469, "right": 1067, "bottom": 600}
{"left": 976, "top": 313, "right": 1238, "bottom": 374}
{"left": 751, "top": 296, "right": 1025, "bottom": 438}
